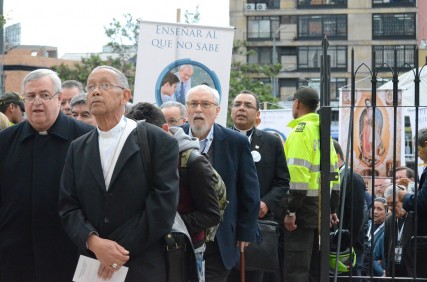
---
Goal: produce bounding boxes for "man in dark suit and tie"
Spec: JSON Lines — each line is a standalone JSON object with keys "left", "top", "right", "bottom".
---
{"left": 228, "top": 90, "right": 290, "bottom": 282}
{"left": 175, "top": 64, "right": 194, "bottom": 105}
{"left": 59, "top": 66, "right": 179, "bottom": 281}
{"left": 182, "top": 84, "right": 260, "bottom": 281}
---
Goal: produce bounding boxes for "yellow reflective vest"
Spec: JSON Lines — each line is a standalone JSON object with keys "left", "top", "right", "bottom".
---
{"left": 285, "top": 113, "right": 340, "bottom": 229}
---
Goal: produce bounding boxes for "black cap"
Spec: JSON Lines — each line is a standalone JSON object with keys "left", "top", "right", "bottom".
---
{"left": 0, "top": 92, "right": 25, "bottom": 112}
{"left": 293, "top": 87, "right": 319, "bottom": 107}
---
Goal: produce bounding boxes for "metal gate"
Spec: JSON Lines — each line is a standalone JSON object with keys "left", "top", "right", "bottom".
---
{"left": 318, "top": 36, "right": 427, "bottom": 281}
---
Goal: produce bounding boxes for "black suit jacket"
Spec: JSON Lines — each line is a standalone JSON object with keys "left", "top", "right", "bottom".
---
{"left": 403, "top": 167, "right": 427, "bottom": 235}
{"left": 250, "top": 128, "right": 289, "bottom": 219}
{"left": 338, "top": 167, "right": 367, "bottom": 254}
{"left": 0, "top": 112, "right": 93, "bottom": 281}
{"left": 59, "top": 121, "right": 179, "bottom": 281}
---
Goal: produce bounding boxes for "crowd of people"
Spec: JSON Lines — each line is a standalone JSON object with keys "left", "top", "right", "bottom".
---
{"left": 0, "top": 66, "right": 427, "bottom": 282}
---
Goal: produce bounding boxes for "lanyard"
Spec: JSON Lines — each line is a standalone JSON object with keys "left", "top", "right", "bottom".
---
{"left": 396, "top": 216, "right": 407, "bottom": 246}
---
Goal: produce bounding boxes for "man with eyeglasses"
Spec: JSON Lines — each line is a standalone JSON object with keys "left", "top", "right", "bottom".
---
{"left": 59, "top": 66, "right": 179, "bottom": 281}
{"left": 0, "top": 69, "right": 94, "bottom": 281}
{"left": 181, "top": 84, "right": 260, "bottom": 281}
{"left": 228, "top": 90, "right": 289, "bottom": 282}
{"left": 160, "top": 101, "right": 187, "bottom": 127}
{"left": 0, "top": 91, "right": 25, "bottom": 125}
{"left": 60, "top": 80, "right": 84, "bottom": 116}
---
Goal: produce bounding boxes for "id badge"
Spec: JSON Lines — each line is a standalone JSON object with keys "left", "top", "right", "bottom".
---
{"left": 394, "top": 246, "right": 402, "bottom": 264}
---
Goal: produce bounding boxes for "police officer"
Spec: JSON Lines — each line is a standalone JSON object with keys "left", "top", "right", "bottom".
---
{"left": 282, "top": 87, "right": 340, "bottom": 282}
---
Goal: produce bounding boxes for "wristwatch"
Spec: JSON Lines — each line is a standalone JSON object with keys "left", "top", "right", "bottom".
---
{"left": 286, "top": 210, "right": 296, "bottom": 217}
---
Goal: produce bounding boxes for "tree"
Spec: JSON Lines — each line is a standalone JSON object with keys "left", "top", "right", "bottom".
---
{"left": 226, "top": 41, "right": 281, "bottom": 126}
{"left": 52, "top": 55, "right": 127, "bottom": 88}
{"left": 184, "top": 5, "right": 200, "bottom": 24}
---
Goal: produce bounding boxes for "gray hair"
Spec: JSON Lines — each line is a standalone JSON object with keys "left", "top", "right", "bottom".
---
{"left": 160, "top": 101, "right": 186, "bottom": 118}
{"left": 186, "top": 84, "right": 220, "bottom": 105}
{"left": 125, "top": 102, "right": 133, "bottom": 115}
{"left": 62, "top": 80, "right": 84, "bottom": 94}
{"left": 70, "top": 93, "right": 88, "bottom": 110}
{"left": 90, "top": 66, "right": 129, "bottom": 89}
{"left": 384, "top": 184, "right": 406, "bottom": 200}
{"left": 22, "top": 69, "right": 61, "bottom": 94}
{"left": 179, "top": 64, "right": 194, "bottom": 73}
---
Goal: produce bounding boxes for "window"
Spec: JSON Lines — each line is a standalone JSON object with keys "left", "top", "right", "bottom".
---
{"left": 248, "top": 47, "right": 273, "bottom": 65}
{"left": 373, "top": 45, "right": 415, "bottom": 71}
{"left": 247, "top": 0, "right": 280, "bottom": 9}
{"left": 247, "top": 16, "right": 280, "bottom": 40}
{"left": 298, "top": 15, "right": 347, "bottom": 39}
{"left": 297, "top": 0, "right": 347, "bottom": 8}
{"left": 373, "top": 0, "right": 416, "bottom": 7}
{"left": 298, "top": 46, "right": 347, "bottom": 71}
{"left": 298, "top": 77, "right": 347, "bottom": 101}
{"left": 373, "top": 13, "right": 415, "bottom": 39}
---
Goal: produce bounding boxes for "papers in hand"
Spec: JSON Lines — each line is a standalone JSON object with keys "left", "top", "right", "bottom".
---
{"left": 73, "top": 255, "right": 128, "bottom": 282}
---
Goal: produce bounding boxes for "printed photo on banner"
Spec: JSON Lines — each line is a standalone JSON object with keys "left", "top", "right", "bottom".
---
{"left": 134, "top": 21, "right": 235, "bottom": 126}
{"left": 156, "top": 60, "right": 221, "bottom": 107}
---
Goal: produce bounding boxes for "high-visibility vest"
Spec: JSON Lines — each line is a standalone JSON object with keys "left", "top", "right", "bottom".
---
{"left": 285, "top": 113, "right": 340, "bottom": 228}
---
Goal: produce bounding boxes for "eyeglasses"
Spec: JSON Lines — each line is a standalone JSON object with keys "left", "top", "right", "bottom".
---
{"left": 167, "top": 118, "right": 183, "bottom": 126}
{"left": 232, "top": 101, "right": 257, "bottom": 110}
{"left": 24, "top": 92, "right": 59, "bottom": 103}
{"left": 85, "top": 82, "right": 125, "bottom": 93}
{"left": 186, "top": 101, "right": 217, "bottom": 110}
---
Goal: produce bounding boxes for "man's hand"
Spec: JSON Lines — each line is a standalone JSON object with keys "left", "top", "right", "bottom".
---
{"left": 398, "top": 189, "right": 407, "bottom": 202}
{"left": 330, "top": 213, "right": 339, "bottom": 228}
{"left": 236, "top": 241, "right": 250, "bottom": 252}
{"left": 87, "top": 234, "right": 130, "bottom": 280}
{"left": 258, "top": 201, "right": 269, "bottom": 218}
{"left": 284, "top": 214, "right": 297, "bottom": 231}
{"left": 397, "top": 178, "right": 409, "bottom": 188}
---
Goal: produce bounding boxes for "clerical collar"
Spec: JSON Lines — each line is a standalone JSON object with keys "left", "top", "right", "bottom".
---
{"left": 233, "top": 126, "right": 254, "bottom": 137}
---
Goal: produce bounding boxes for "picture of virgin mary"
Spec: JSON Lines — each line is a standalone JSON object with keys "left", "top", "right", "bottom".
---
{"left": 359, "top": 98, "right": 385, "bottom": 166}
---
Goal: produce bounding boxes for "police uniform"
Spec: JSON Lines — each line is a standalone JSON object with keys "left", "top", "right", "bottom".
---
{"left": 283, "top": 91, "right": 340, "bottom": 282}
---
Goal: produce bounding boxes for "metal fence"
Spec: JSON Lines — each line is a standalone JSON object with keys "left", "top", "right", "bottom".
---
{"left": 318, "top": 36, "right": 427, "bottom": 281}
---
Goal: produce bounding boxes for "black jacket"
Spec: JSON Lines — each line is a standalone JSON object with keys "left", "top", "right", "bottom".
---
{"left": 0, "top": 112, "right": 93, "bottom": 281}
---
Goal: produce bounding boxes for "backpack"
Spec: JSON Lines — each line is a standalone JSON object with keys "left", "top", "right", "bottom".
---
{"left": 136, "top": 120, "right": 198, "bottom": 282}
{"left": 180, "top": 148, "right": 228, "bottom": 242}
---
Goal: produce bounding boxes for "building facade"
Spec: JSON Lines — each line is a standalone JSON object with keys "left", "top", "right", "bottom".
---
{"left": 230, "top": 0, "right": 420, "bottom": 106}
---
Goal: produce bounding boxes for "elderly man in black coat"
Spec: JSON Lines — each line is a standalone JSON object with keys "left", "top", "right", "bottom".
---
{"left": 0, "top": 69, "right": 94, "bottom": 281}
{"left": 59, "top": 66, "right": 179, "bottom": 281}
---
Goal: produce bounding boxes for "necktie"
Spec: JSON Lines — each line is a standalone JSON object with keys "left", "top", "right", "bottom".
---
{"left": 178, "top": 82, "right": 185, "bottom": 104}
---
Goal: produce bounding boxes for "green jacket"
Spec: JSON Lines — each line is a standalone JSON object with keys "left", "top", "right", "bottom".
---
{"left": 285, "top": 113, "right": 340, "bottom": 229}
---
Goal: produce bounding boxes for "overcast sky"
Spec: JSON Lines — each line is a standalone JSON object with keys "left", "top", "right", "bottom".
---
{"left": 4, "top": 0, "right": 230, "bottom": 57}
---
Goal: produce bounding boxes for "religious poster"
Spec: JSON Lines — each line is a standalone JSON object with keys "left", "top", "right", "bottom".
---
{"left": 339, "top": 89, "right": 404, "bottom": 177}
{"left": 134, "top": 21, "right": 235, "bottom": 126}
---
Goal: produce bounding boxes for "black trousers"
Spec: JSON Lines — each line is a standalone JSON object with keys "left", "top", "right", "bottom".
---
{"left": 205, "top": 240, "right": 231, "bottom": 282}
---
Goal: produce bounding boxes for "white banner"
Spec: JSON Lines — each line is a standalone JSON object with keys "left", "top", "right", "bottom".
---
{"left": 134, "top": 21, "right": 235, "bottom": 126}
{"left": 257, "top": 109, "right": 293, "bottom": 142}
